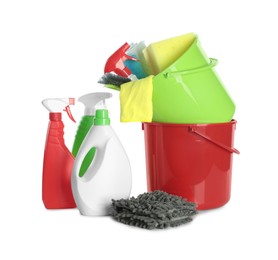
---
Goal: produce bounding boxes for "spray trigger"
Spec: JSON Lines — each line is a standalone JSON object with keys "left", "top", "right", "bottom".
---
{"left": 64, "top": 105, "right": 76, "bottom": 123}
{"left": 124, "top": 53, "right": 137, "bottom": 61}
{"left": 104, "top": 43, "right": 139, "bottom": 77}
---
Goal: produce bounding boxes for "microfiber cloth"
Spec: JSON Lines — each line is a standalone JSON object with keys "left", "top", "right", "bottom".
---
{"left": 120, "top": 75, "right": 154, "bottom": 122}
{"left": 111, "top": 190, "right": 198, "bottom": 230}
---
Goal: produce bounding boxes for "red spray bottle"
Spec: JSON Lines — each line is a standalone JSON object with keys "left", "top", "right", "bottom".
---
{"left": 42, "top": 98, "right": 76, "bottom": 209}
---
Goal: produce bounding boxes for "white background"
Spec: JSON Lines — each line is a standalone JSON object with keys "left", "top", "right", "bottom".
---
{"left": 1, "top": 0, "right": 277, "bottom": 259}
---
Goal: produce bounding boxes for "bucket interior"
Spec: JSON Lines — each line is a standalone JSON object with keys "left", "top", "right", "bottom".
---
{"left": 142, "top": 32, "right": 197, "bottom": 75}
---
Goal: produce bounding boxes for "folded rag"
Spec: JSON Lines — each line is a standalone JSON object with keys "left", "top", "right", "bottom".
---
{"left": 120, "top": 75, "right": 154, "bottom": 122}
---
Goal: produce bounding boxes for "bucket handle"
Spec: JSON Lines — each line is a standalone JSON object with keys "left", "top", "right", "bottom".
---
{"left": 189, "top": 126, "right": 240, "bottom": 154}
{"left": 164, "top": 58, "right": 218, "bottom": 79}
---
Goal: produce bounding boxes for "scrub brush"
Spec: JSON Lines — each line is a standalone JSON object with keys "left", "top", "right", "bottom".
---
{"left": 111, "top": 190, "right": 198, "bottom": 230}
{"left": 98, "top": 72, "right": 131, "bottom": 90}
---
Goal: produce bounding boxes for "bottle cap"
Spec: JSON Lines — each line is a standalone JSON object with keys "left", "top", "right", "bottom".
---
{"left": 42, "top": 98, "right": 76, "bottom": 122}
{"left": 94, "top": 109, "right": 110, "bottom": 125}
{"left": 78, "top": 92, "right": 112, "bottom": 116}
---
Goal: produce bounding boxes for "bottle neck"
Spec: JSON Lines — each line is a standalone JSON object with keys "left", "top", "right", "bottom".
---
{"left": 47, "top": 113, "right": 65, "bottom": 145}
{"left": 50, "top": 112, "right": 62, "bottom": 121}
{"left": 94, "top": 109, "right": 110, "bottom": 125}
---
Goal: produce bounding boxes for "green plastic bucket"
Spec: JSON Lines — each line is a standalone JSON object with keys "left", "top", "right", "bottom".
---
{"left": 152, "top": 36, "right": 235, "bottom": 123}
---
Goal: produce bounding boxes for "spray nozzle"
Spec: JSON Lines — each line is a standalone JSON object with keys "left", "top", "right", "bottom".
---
{"left": 78, "top": 92, "right": 112, "bottom": 116}
{"left": 42, "top": 98, "right": 76, "bottom": 122}
{"left": 104, "top": 43, "right": 138, "bottom": 77}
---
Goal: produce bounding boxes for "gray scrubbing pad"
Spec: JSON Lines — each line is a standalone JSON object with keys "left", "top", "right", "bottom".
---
{"left": 111, "top": 190, "right": 198, "bottom": 230}
{"left": 98, "top": 72, "right": 131, "bottom": 89}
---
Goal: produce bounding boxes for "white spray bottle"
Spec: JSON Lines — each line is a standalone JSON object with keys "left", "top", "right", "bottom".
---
{"left": 71, "top": 108, "right": 132, "bottom": 216}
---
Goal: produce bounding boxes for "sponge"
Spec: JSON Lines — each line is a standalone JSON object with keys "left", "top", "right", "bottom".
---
{"left": 142, "top": 32, "right": 196, "bottom": 75}
{"left": 111, "top": 190, "right": 197, "bottom": 230}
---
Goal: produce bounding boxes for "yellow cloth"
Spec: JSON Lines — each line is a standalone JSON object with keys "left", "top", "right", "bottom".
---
{"left": 120, "top": 75, "right": 154, "bottom": 122}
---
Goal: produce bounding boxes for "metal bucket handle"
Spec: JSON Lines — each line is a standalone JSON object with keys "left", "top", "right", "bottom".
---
{"left": 164, "top": 58, "right": 218, "bottom": 79}
{"left": 189, "top": 126, "right": 240, "bottom": 154}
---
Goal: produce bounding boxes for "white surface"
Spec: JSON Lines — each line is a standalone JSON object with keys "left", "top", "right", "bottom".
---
{"left": 0, "top": 0, "right": 277, "bottom": 259}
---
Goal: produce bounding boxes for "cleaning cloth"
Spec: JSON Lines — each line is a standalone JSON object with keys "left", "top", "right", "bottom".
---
{"left": 111, "top": 190, "right": 198, "bottom": 230}
{"left": 120, "top": 75, "right": 154, "bottom": 122}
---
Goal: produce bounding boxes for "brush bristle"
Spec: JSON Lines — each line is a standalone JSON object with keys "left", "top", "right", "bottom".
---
{"left": 98, "top": 73, "right": 131, "bottom": 87}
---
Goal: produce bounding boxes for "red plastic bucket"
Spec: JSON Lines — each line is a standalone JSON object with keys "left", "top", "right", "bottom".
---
{"left": 142, "top": 120, "right": 239, "bottom": 210}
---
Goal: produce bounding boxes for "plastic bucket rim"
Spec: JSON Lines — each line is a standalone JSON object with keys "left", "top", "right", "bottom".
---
{"left": 155, "top": 34, "right": 207, "bottom": 76}
{"left": 142, "top": 119, "right": 239, "bottom": 154}
{"left": 163, "top": 58, "right": 218, "bottom": 79}
{"left": 143, "top": 119, "right": 237, "bottom": 128}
